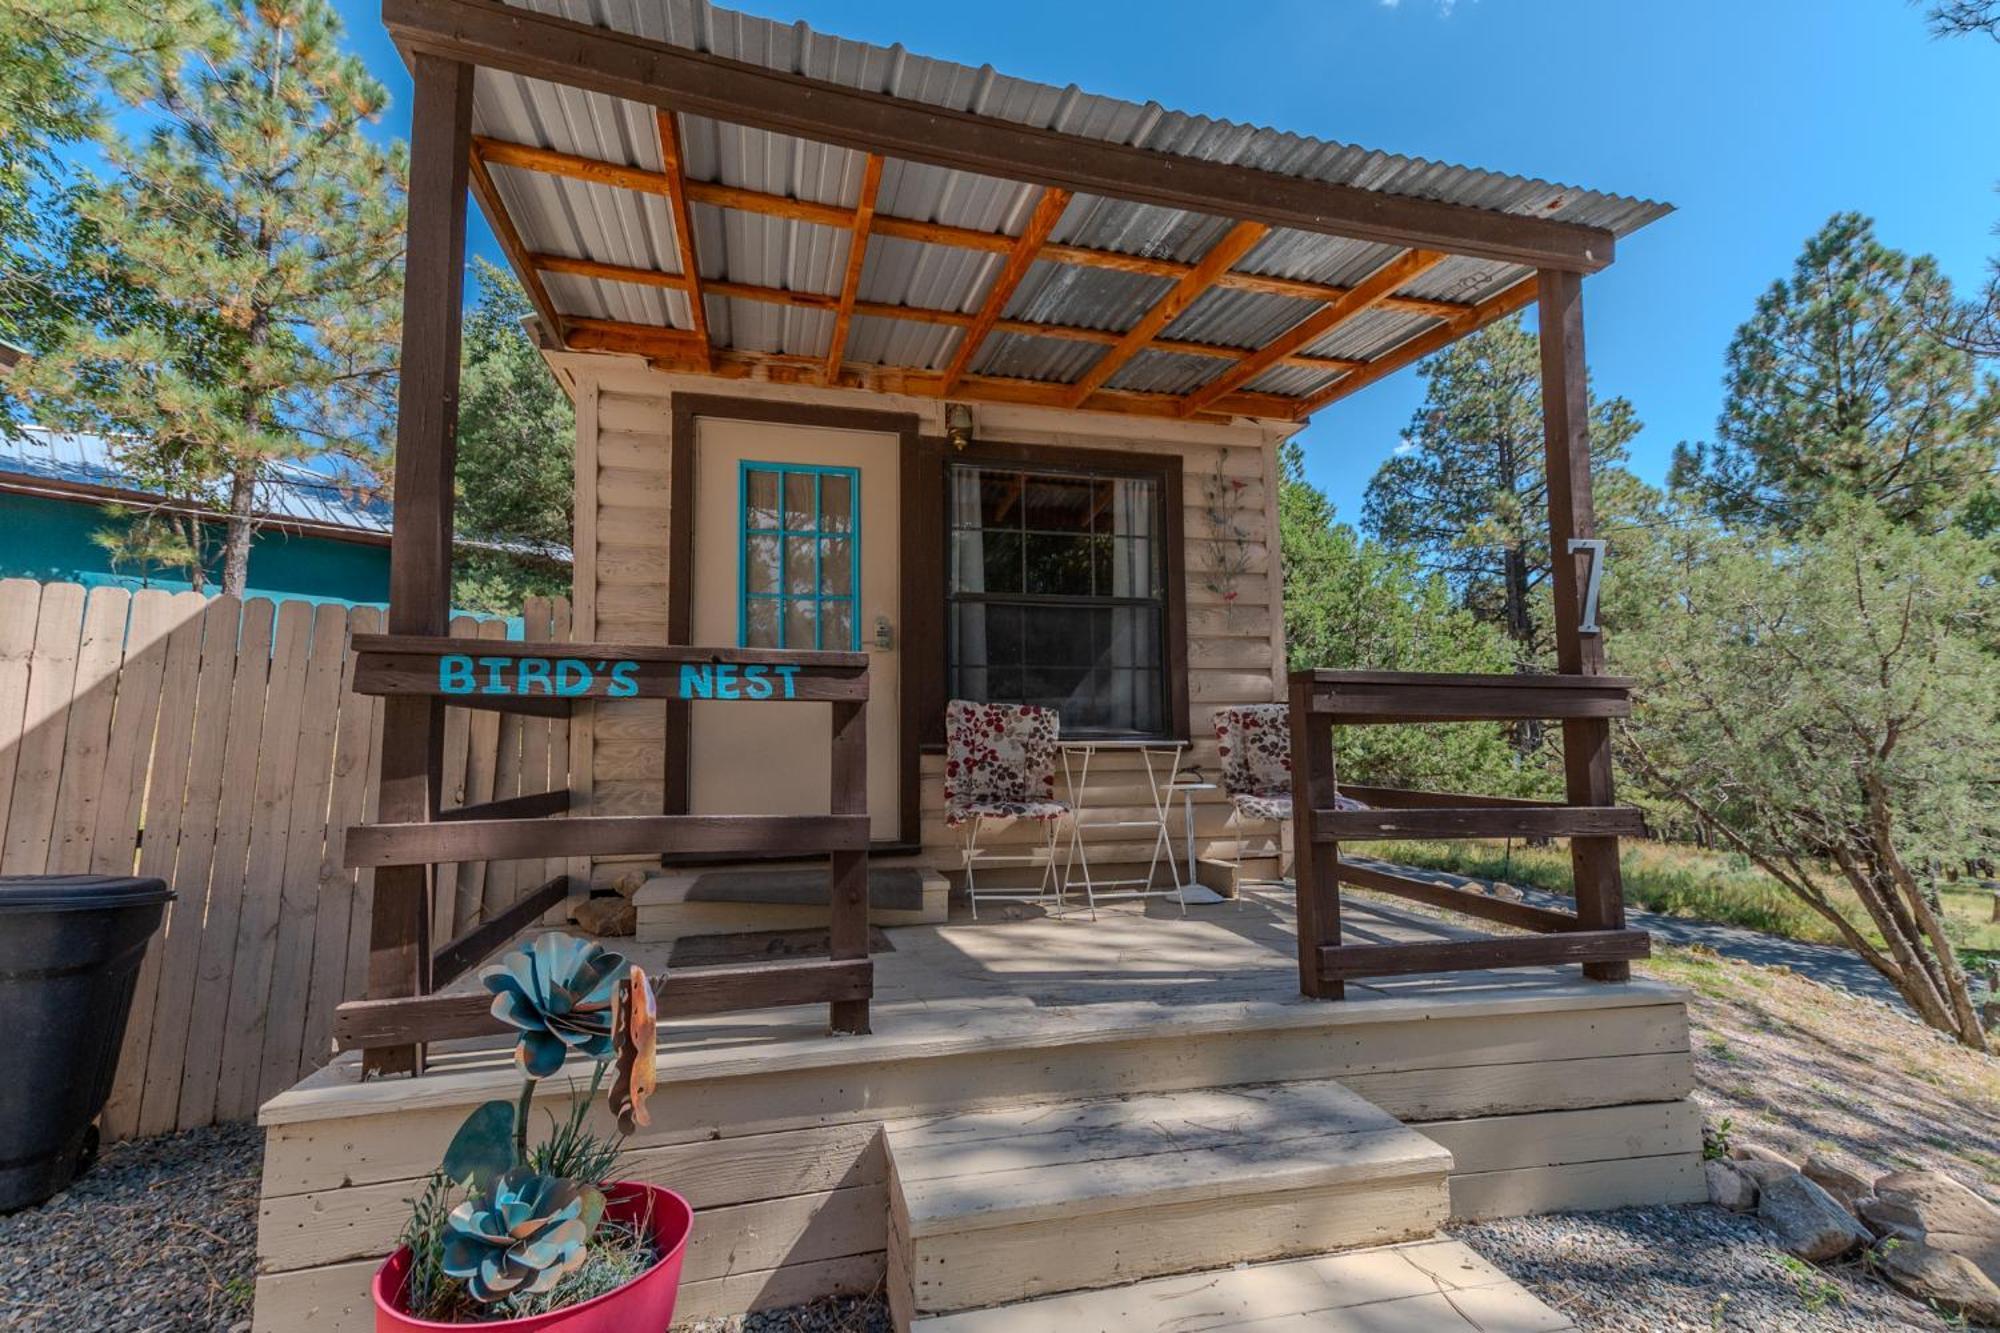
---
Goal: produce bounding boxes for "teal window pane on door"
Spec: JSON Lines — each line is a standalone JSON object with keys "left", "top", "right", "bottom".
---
{"left": 739, "top": 461, "right": 861, "bottom": 650}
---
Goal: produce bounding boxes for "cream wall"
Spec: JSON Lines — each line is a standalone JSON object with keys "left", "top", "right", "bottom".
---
{"left": 554, "top": 352, "right": 1299, "bottom": 884}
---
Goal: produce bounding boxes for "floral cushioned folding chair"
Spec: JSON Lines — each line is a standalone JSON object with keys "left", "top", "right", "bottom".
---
{"left": 1213, "top": 704, "right": 1365, "bottom": 900}
{"left": 944, "top": 699, "right": 1072, "bottom": 918}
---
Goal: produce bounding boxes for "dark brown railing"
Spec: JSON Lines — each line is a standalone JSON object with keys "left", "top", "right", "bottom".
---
{"left": 1286, "top": 669, "right": 1649, "bottom": 998}
{"left": 332, "top": 637, "right": 872, "bottom": 1071}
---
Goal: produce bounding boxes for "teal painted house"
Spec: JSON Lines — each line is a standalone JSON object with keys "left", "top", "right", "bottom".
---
{"left": 0, "top": 427, "right": 394, "bottom": 606}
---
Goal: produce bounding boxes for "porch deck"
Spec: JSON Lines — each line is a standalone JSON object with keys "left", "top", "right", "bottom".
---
{"left": 254, "top": 894, "right": 1703, "bottom": 1330}
{"left": 275, "top": 889, "right": 1672, "bottom": 1106}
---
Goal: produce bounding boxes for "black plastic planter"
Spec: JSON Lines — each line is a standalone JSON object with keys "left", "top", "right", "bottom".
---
{"left": 0, "top": 875, "right": 172, "bottom": 1213}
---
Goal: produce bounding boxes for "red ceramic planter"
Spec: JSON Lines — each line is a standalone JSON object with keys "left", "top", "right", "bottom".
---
{"left": 373, "top": 1182, "right": 692, "bottom": 1332}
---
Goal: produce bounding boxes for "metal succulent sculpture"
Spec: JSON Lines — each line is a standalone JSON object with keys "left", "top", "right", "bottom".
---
{"left": 441, "top": 1168, "right": 598, "bottom": 1303}
{"left": 396, "top": 931, "right": 666, "bottom": 1313}
{"left": 484, "top": 932, "right": 627, "bottom": 1077}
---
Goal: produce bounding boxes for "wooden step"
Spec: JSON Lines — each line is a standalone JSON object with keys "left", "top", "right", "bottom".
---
{"left": 910, "top": 1237, "right": 1573, "bottom": 1332}
{"left": 885, "top": 1079, "right": 1452, "bottom": 1321}
{"left": 635, "top": 862, "right": 949, "bottom": 942}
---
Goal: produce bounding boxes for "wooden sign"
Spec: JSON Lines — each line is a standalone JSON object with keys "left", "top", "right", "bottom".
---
{"left": 439, "top": 653, "right": 641, "bottom": 698}
{"left": 436, "top": 654, "right": 816, "bottom": 700}
{"left": 351, "top": 635, "right": 870, "bottom": 703}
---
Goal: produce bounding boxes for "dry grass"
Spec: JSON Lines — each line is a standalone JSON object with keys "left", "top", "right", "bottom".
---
{"left": 1379, "top": 838, "right": 2000, "bottom": 962}
{"left": 1643, "top": 944, "right": 2000, "bottom": 1196}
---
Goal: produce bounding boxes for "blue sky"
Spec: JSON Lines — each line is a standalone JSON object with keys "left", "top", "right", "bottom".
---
{"left": 333, "top": 0, "right": 2000, "bottom": 523}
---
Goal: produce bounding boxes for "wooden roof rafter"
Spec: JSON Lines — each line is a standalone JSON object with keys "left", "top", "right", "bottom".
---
{"left": 1064, "top": 220, "right": 1270, "bottom": 408}
{"left": 469, "top": 138, "right": 1479, "bottom": 321}
{"left": 1177, "top": 248, "right": 1448, "bottom": 417}
{"left": 558, "top": 328, "right": 1299, "bottom": 422}
{"left": 546, "top": 287, "right": 1367, "bottom": 374}
{"left": 654, "top": 108, "right": 712, "bottom": 369}
{"left": 466, "top": 140, "right": 566, "bottom": 344}
{"left": 823, "top": 153, "right": 884, "bottom": 384}
{"left": 1290, "top": 276, "right": 1541, "bottom": 419}
{"left": 941, "top": 185, "right": 1073, "bottom": 394}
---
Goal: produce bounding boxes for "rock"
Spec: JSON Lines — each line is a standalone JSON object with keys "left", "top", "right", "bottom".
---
{"left": 1705, "top": 1159, "right": 1758, "bottom": 1212}
{"left": 1861, "top": 1170, "right": 2000, "bottom": 1282}
{"left": 1734, "top": 1158, "right": 1798, "bottom": 1188}
{"left": 1732, "top": 1142, "right": 1798, "bottom": 1169}
{"left": 569, "top": 895, "right": 637, "bottom": 937}
{"left": 1758, "top": 1171, "right": 1872, "bottom": 1262}
{"left": 611, "top": 868, "right": 649, "bottom": 900}
{"left": 1875, "top": 1237, "right": 2000, "bottom": 1326}
{"left": 1802, "top": 1151, "right": 1874, "bottom": 1212}
{"left": 1488, "top": 881, "right": 1524, "bottom": 902}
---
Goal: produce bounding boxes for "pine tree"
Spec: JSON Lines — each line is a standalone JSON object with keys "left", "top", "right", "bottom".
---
{"left": 1926, "top": 4, "right": 2000, "bottom": 360}
{"left": 1618, "top": 501, "right": 1996, "bottom": 1049}
{"left": 1281, "top": 445, "right": 1530, "bottom": 795}
{"left": 0, "top": 0, "right": 220, "bottom": 364}
{"left": 451, "top": 259, "right": 575, "bottom": 612}
{"left": 10, "top": 0, "right": 407, "bottom": 596}
{"left": 1361, "top": 314, "right": 1642, "bottom": 668}
{"left": 1671, "top": 213, "right": 1999, "bottom": 532}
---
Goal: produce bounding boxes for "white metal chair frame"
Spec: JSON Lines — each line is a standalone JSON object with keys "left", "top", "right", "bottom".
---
{"left": 960, "top": 809, "right": 1069, "bottom": 920}
{"left": 1227, "top": 807, "right": 1292, "bottom": 905}
{"left": 1214, "top": 704, "right": 1296, "bottom": 905}
{"left": 1059, "top": 743, "right": 1189, "bottom": 921}
{"left": 945, "top": 700, "right": 1075, "bottom": 921}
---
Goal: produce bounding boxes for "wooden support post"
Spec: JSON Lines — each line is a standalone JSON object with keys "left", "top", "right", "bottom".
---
{"left": 367, "top": 53, "right": 474, "bottom": 1076}
{"left": 1287, "top": 676, "right": 1342, "bottom": 999}
{"left": 827, "top": 698, "right": 869, "bottom": 1033}
{"left": 1537, "top": 268, "right": 1628, "bottom": 982}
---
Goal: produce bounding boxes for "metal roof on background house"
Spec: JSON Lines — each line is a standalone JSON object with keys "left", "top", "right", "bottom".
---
{"left": 0, "top": 427, "right": 576, "bottom": 562}
{"left": 0, "top": 427, "right": 394, "bottom": 539}
{"left": 458, "top": 0, "right": 1671, "bottom": 418}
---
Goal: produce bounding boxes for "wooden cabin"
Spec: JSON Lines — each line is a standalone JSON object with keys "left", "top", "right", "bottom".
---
{"left": 254, "top": 3, "right": 1696, "bottom": 1328}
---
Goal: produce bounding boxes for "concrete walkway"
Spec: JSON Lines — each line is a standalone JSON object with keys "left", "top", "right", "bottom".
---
{"left": 1353, "top": 857, "right": 1911, "bottom": 1009}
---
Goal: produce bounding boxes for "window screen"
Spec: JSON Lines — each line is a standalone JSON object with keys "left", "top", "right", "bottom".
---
{"left": 947, "top": 463, "right": 1166, "bottom": 735}
{"left": 740, "top": 462, "right": 859, "bottom": 651}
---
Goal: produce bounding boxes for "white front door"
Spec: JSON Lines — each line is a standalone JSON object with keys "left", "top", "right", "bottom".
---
{"left": 687, "top": 415, "right": 901, "bottom": 840}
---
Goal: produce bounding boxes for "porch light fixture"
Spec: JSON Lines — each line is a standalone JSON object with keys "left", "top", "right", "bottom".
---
{"left": 945, "top": 401, "right": 975, "bottom": 450}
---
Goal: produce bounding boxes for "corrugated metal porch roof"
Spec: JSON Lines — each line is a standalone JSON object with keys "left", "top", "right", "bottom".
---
{"left": 464, "top": 0, "right": 1671, "bottom": 419}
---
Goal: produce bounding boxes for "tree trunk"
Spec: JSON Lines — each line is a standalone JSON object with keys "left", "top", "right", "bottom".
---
{"left": 1868, "top": 777, "right": 1990, "bottom": 1050}
{"left": 1829, "top": 843, "right": 1961, "bottom": 1034}
{"left": 1629, "top": 737, "right": 1976, "bottom": 1042}
{"left": 220, "top": 466, "right": 256, "bottom": 598}
{"left": 179, "top": 510, "right": 206, "bottom": 595}
{"left": 1500, "top": 543, "right": 1543, "bottom": 758}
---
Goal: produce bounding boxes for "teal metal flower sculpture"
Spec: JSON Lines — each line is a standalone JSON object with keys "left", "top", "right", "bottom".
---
{"left": 441, "top": 1168, "right": 594, "bottom": 1303}
{"left": 393, "top": 933, "right": 666, "bottom": 1319}
{"left": 482, "top": 933, "right": 627, "bottom": 1077}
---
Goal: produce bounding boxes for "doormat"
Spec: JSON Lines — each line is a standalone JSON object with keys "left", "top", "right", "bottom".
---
{"left": 667, "top": 925, "right": 896, "bottom": 968}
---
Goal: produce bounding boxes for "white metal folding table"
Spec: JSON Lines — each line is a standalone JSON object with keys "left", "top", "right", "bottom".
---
{"left": 1058, "top": 742, "right": 1216, "bottom": 918}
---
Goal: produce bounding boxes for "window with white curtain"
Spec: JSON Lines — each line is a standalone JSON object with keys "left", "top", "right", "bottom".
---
{"left": 947, "top": 462, "right": 1166, "bottom": 736}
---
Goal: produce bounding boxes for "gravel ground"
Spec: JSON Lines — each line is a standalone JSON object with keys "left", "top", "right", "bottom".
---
{"left": 0, "top": 1126, "right": 1970, "bottom": 1333}
{"left": 6, "top": 940, "right": 1983, "bottom": 1333}
{"left": 675, "top": 1294, "right": 889, "bottom": 1332}
{"left": 1455, "top": 1203, "right": 1956, "bottom": 1331}
{"left": 0, "top": 1121, "right": 262, "bottom": 1332}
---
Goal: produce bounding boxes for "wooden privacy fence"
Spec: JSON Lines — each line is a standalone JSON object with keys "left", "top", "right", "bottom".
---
{"left": 0, "top": 579, "right": 574, "bottom": 1141}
